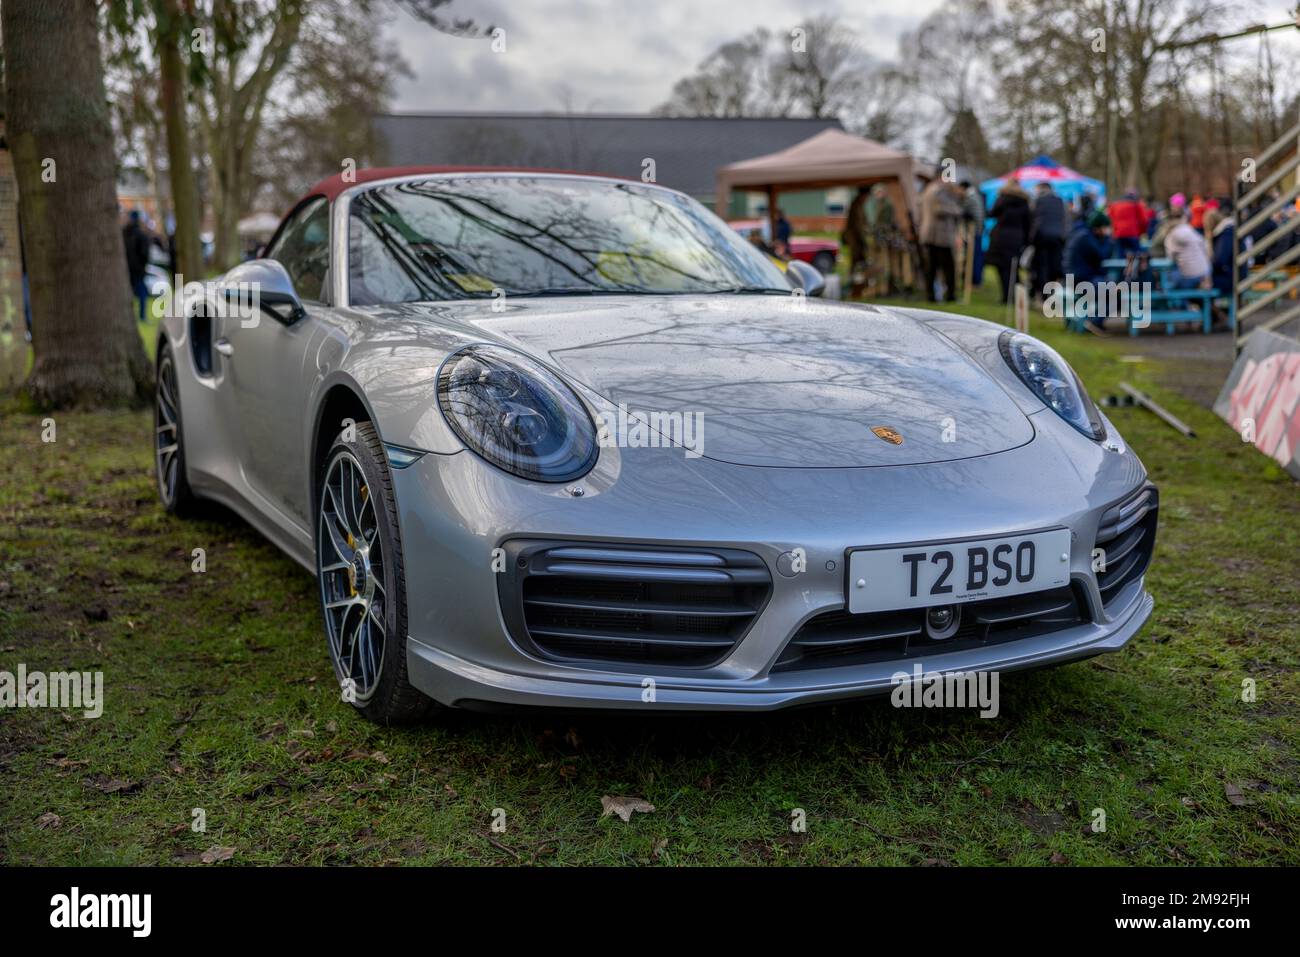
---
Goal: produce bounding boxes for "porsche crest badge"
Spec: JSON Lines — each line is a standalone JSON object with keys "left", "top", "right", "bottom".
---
{"left": 871, "top": 425, "right": 904, "bottom": 445}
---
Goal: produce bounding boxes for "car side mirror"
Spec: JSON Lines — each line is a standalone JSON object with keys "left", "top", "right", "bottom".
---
{"left": 221, "top": 258, "right": 306, "bottom": 325}
{"left": 787, "top": 259, "right": 826, "bottom": 298}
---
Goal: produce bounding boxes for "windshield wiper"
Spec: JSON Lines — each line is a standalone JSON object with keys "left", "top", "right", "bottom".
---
{"left": 502, "top": 287, "right": 614, "bottom": 298}
{"left": 495, "top": 285, "right": 793, "bottom": 298}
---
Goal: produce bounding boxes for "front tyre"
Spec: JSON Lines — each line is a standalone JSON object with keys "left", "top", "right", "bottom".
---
{"left": 316, "top": 421, "right": 432, "bottom": 725}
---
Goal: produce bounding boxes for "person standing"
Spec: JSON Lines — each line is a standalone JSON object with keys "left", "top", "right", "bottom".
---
{"left": 1212, "top": 200, "right": 1240, "bottom": 312}
{"left": 844, "top": 186, "right": 871, "bottom": 298}
{"left": 867, "top": 184, "right": 902, "bottom": 296}
{"left": 1107, "top": 189, "right": 1151, "bottom": 255}
{"left": 122, "top": 209, "right": 152, "bottom": 323}
{"left": 960, "top": 180, "right": 986, "bottom": 287}
{"left": 1030, "top": 182, "right": 1066, "bottom": 300}
{"left": 919, "top": 178, "right": 963, "bottom": 302}
{"left": 775, "top": 207, "right": 792, "bottom": 246}
{"left": 987, "top": 178, "right": 1032, "bottom": 304}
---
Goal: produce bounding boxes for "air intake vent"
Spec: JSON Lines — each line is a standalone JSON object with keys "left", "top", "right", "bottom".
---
{"left": 1094, "top": 484, "right": 1158, "bottom": 608}
{"left": 498, "top": 542, "right": 772, "bottom": 667}
{"left": 774, "top": 585, "right": 1088, "bottom": 673}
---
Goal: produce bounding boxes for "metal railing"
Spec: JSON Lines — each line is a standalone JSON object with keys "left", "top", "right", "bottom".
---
{"left": 1223, "top": 119, "right": 1300, "bottom": 353}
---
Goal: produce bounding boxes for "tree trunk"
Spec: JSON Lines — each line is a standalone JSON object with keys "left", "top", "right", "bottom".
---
{"left": 208, "top": 58, "right": 241, "bottom": 270}
{"left": 155, "top": 0, "right": 203, "bottom": 282}
{"left": 2, "top": 0, "right": 151, "bottom": 408}
{"left": 216, "top": 162, "right": 240, "bottom": 268}
{"left": 145, "top": 134, "right": 169, "bottom": 231}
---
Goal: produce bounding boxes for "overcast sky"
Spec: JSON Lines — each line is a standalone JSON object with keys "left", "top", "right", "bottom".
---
{"left": 380, "top": 0, "right": 1300, "bottom": 156}
{"left": 383, "top": 0, "right": 948, "bottom": 114}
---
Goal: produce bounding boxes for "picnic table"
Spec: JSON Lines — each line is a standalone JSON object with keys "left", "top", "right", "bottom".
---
{"left": 1063, "top": 256, "right": 1224, "bottom": 335}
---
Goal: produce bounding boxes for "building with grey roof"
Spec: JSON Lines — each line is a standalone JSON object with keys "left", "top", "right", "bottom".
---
{"left": 372, "top": 112, "right": 844, "bottom": 213}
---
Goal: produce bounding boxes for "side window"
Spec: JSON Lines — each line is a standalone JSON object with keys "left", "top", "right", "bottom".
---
{"left": 266, "top": 199, "right": 330, "bottom": 302}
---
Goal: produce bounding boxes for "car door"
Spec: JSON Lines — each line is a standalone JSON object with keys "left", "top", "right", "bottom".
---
{"left": 215, "top": 198, "right": 331, "bottom": 532}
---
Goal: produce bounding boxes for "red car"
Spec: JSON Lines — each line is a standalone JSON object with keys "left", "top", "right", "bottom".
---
{"left": 728, "top": 219, "right": 839, "bottom": 275}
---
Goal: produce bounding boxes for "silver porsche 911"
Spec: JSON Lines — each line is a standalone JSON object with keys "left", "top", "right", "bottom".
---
{"left": 154, "top": 167, "right": 1157, "bottom": 724}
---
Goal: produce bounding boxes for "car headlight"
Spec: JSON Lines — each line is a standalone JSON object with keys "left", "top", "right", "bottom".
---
{"left": 999, "top": 331, "right": 1105, "bottom": 440}
{"left": 437, "top": 344, "right": 598, "bottom": 482}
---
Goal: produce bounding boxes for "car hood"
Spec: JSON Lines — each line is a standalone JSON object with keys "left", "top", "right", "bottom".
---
{"left": 398, "top": 295, "right": 1034, "bottom": 468}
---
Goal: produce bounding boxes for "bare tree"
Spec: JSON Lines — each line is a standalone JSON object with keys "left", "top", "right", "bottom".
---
{"left": 193, "top": 0, "right": 487, "bottom": 268}
{"left": 998, "top": 0, "right": 1236, "bottom": 194}
{"left": 657, "top": 29, "right": 784, "bottom": 117}
{"left": 901, "top": 0, "right": 996, "bottom": 116}
{"left": 841, "top": 65, "right": 915, "bottom": 147}
{"left": 247, "top": 0, "right": 413, "bottom": 212}
{"left": 195, "top": 0, "right": 308, "bottom": 269}
{"left": 154, "top": 0, "right": 204, "bottom": 281}
{"left": 2, "top": 0, "right": 151, "bottom": 407}
{"left": 777, "top": 15, "right": 869, "bottom": 119}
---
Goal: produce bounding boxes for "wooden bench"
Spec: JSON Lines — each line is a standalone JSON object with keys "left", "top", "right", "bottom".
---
{"left": 1064, "top": 286, "right": 1219, "bottom": 334}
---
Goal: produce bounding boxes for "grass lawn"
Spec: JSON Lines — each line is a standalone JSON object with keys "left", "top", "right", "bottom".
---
{"left": 1, "top": 287, "right": 1297, "bottom": 866}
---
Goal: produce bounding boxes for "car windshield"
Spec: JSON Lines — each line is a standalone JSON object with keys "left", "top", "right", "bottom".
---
{"left": 346, "top": 176, "right": 792, "bottom": 305}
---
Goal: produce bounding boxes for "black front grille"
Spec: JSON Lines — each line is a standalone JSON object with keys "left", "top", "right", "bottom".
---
{"left": 773, "top": 584, "right": 1089, "bottom": 673}
{"left": 1094, "top": 484, "right": 1158, "bottom": 608}
{"left": 498, "top": 542, "right": 771, "bottom": 667}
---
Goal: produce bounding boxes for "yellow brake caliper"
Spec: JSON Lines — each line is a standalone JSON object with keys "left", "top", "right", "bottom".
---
{"left": 346, "top": 486, "right": 368, "bottom": 596}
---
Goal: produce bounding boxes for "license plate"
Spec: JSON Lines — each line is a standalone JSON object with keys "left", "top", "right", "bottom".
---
{"left": 846, "top": 528, "right": 1072, "bottom": 614}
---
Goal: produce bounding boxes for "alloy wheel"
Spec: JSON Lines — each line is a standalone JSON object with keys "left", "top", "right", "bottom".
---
{"left": 155, "top": 355, "right": 181, "bottom": 504}
{"left": 318, "top": 451, "right": 386, "bottom": 700}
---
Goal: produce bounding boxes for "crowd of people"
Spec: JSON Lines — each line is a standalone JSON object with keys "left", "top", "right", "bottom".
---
{"left": 845, "top": 183, "right": 910, "bottom": 297}
{"left": 904, "top": 175, "right": 1300, "bottom": 331}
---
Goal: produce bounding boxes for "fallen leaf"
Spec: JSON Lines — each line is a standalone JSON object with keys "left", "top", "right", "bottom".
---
{"left": 36, "top": 812, "right": 61, "bottom": 829}
{"left": 87, "top": 778, "right": 142, "bottom": 795}
{"left": 1224, "top": 782, "right": 1249, "bottom": 807}
{"left": 601, "top": 795, "right": 655, "bottom": 822}
{"left": 564, "top": 727, "right": 582, "bottom": 750}
{"left": 652, "top": 837, "right": 668, "bottom": 859}
{"left": 200, "top": 846, "right": 236, "bottom": 864}
{"left": 1049, "top": 851, "right": 1069, "bottom": 865}
{"left": 257, "top": 721, "right": 287, "bottom": 741}
{"left": 370, "top": 751, "right": 390, "bottom": 765}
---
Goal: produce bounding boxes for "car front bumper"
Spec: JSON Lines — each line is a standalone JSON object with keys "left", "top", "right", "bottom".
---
{"left": 391, "top": 409, "right": 1156, "bottom": 712}
{"left": 406, "top": 582, "right": 1152, "bottom": 711}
